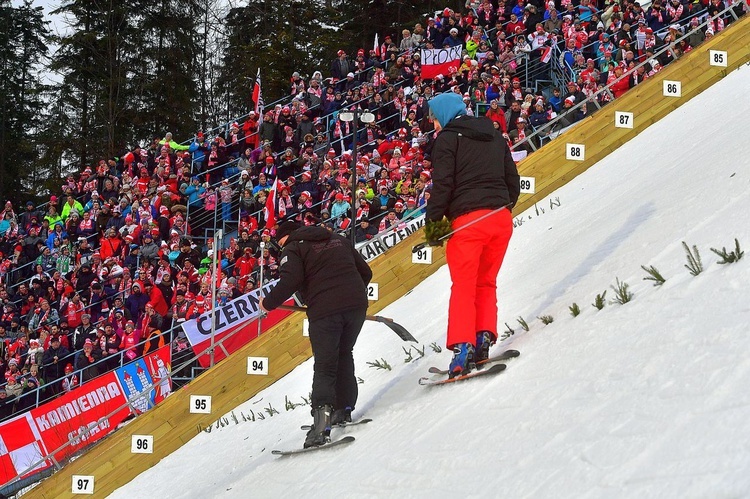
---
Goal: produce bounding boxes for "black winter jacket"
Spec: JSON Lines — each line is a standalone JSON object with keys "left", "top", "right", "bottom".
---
{"left": 427, "top": 115, "right": 520, "bottom": 222}
{"left": 263, "top": 226, "right": 372, "bottom": 320}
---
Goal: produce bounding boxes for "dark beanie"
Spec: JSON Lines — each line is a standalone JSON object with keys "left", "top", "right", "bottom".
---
{"left": 275, "top": 220, "right": 301, "bottom": 244}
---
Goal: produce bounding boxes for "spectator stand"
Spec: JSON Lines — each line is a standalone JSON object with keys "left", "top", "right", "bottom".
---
{"left": 509, "top": 1, "right": 744, "bottom": 155}
{"left": 1, "top": 2, "right": 748, "bottom": 496}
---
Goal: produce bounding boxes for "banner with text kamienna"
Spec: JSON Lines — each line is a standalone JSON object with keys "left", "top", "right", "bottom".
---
{"left": 356, "top": 214, "right": 425, "bottom": 262}
{"left": 181, "top": 281, "right": 278, "bottom": 348}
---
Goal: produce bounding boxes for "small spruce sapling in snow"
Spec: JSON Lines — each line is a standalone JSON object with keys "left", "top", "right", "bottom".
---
{"left": 499, "top": 323, "right": 515, "bottom": 341}
{"left": 517, "top": 316, "right": 530, "bottom": 331}
{"left": 641, "top": 265, "right": 666, "bottom": 286}
{"left": 402, "top": 346, "right": 414, "bottom": 363}
{"left": 610, "top": 277, "right": 634, "bottom": 304}
{"left": 538, "top": 315, "right": 554, "bottom": 325}
{"left": 569, "top": 303, "right": 581, "bottom": 317}
{"left": 682, "top": 241, "right": 703, "bottom": 276}
{"left": 366, "top": 358, "right": 392, "bottom": 371}
{"left": 414, "top": 344, "right": 425, "bottom": 358}
{"left": 285, "top": 396, "right": 305, "bottom": 411}
{"left": 710, "top": 238, "right": 744, "bottom": 264}
{"left": 265, "top": 403, "right": 279, "bottom": 416}
{"left": 593, "top": 291, "right": 607, "bottom": 310}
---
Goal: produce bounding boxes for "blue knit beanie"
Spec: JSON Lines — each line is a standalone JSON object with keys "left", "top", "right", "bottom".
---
{"left": 428, "top": 93, "right": 467, "bottom": 127}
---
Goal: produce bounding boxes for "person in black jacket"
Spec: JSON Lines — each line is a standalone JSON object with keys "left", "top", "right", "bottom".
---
{"left": 260, "top": 220, "right": 372, "bottom": 448}
{"left": 74, "top": 338, "right": 101, "bottom": 382}
{"left": 425, "top": 92, "right": 520, "bottom": 378}
{"left": 42, "top": 335, "right": 71, "bottom": 395}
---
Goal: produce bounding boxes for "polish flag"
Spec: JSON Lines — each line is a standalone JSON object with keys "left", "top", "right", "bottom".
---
{"left": 420, "top": 46, "right": 462, "bottom": 79}
{"left": 252, "top": 68, "right": 263, "bottom": 119}
{"left": 264, "top": 179, "right": 280, "bottom": 229}
{"left": 540, "top": 46, "right": 553, "bottom": 64}
{"left": 374, "top": 33, "right": 380, "bottom": 57}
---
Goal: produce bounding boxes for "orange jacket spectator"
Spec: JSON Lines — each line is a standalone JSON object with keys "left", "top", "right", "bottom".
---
{"left": 99, "top": 230, "right": 123, "bottom": 261}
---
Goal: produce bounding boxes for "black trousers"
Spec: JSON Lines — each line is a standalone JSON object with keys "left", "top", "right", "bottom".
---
{"left": 308, "top": 307, "right": 366, "bottom": 410}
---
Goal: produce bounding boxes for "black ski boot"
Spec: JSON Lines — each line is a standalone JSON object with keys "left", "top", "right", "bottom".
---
{"left": 475, "top": 331, "right": 496, "bottom": 367}
{"left": 331, "top": 406, "right": 353, "bottom": 426}
{"left": 304, "top": 405, "right": 332, "bottom": 448}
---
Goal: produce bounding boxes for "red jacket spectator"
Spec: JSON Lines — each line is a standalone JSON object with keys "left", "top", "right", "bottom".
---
{"left": 243, "top": 114, "right": 260, "bottom": 149}
{"left": 61, "top": 294, "right": 85, "bottom": 329}
{"left": 608, "top": 67, "right": 631, "bottom": 98}
{"left": 485, "top": 103, "right": 508, "bottom": 133}
{"left": 144, "top": 283, "right": 169, "bottom": 317}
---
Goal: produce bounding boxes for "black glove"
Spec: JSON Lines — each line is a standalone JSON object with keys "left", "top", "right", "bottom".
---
{"left": 424, "top": 218, "right": 452, "bottom": 247}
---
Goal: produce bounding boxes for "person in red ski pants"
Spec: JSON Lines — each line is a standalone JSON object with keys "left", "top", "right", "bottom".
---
{"left": 425, "top": 92, "right": 520, "bottom": 378}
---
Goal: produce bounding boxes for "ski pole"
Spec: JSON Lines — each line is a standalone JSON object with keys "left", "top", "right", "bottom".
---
{"left": 412, "top": 203, "right": 512, "bottom": 253}
{"left": 276, "top": 304, "right": 417, "bottom": 342}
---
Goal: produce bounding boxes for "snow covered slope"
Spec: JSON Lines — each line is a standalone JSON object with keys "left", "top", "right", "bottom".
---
{"left": 110, "top": 64, "right": 750, "bottom": 499}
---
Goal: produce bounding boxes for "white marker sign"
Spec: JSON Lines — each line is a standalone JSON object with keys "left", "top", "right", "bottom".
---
{"left": 131, "top": 435, "right": 154, "bottom": 454}
{"left": 709, "top": 50, "right": 727, "bottom": 67}
{"left": 367, "top": 283, "right": 379, "bottom": 301}
{"left": 566, "top": 143, "right": 586, "bottom": 161}
{"left": 247, "top": 357, "right": 269, "bottom": 375}
{"left": 519, "top": 176, "right": 536, "bottom": 194}
{"left": 663, "top": 80, "right": 682, "bottom": 97}
{"left": 412, "top": 246, "right": 433, "bottom": 265}
{"left": 72, "top": 475, "right": 95, "bottom": 495}
{"left": 190, "top": 395, "right": 212, "bottom": 414}
{"left": 614, "top": 111, "right": 634, "bottom": 129}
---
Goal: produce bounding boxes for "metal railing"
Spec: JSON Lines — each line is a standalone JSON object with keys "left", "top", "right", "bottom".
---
{"left": 0, "top": 324, "right": 174, "bottom": 425}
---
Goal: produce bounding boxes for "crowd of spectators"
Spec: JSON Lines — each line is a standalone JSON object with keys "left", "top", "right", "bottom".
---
{"left": 0, "top": 0, "right": 745, "bottom": 421}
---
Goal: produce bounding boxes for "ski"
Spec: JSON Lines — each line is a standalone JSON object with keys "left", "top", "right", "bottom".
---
{"left": 427, "top": 349, "right": 520, "bottom": 375}
{"left": 272, "top": 436, "right": 355, "bottom": 456}
{"left": 300, "top": 418, "right": 372, "bottom": 431}
{"left": 419, "top": 363, "right": 507, "bottom": 386}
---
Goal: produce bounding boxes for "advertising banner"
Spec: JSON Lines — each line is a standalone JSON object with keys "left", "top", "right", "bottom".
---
{"left": 181, "top": 282, "right": 295, "bottom": 367}
{"left": 356, "top": 214, "right": 425, "bottom": 262}
{"left": 0, "top": 346, "right": 172, "bottom": 487}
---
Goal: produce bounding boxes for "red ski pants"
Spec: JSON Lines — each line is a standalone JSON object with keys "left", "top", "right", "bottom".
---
{"left": 444, "top": 208, "right": 513, "bottom": 348}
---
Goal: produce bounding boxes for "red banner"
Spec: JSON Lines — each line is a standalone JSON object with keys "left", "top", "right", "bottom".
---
{"left": 30, "top": 372, "right": 129, "bottom": 462}
{"left": 420, "top": 46, "right": 462, "bottom": 79}
{"left": 0, "top": 413, "right": 48, "bottom": 482}
{"left": 0, "top": 345, "right": 172, "bottom": 487}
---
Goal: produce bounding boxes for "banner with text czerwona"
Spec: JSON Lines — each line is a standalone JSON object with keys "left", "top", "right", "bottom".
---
{"left": 180, "top": 282, "right": 296, "bottom": 367}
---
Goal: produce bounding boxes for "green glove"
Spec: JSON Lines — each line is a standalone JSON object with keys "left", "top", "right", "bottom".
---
{"left": 424, "top": 218, "right": 452, "bottom": 247}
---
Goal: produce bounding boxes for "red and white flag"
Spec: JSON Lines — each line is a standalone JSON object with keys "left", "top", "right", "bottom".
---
{"left": 264, "top": 179, "right": 280, "bottom": 229}
{"left": 540, "top": 46, "right": 553, "bottom": 64}
{"left": 420, "top": 46, "right": 461, "bottom": 79}
{"left": 374, "top": 33, "right": 380, "bottom": 57}
{"left": 252, "top": 68, "right": 263, "bottom": 119}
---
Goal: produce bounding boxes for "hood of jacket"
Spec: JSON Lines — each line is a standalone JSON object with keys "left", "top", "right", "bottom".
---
{"left": 287, "top": 225, "right": 333, "bottom": 244}
{"left": 441, "top": 115, "right": 496, "bottom": 142}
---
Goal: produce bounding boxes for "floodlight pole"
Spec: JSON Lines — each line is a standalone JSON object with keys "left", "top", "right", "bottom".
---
{"left": 209, "top": 229, "right": 223, "bottom": 368}
{"left": 350, "top": 108, "right": 359, "bottom": 247}
{"left": 340, "top": 108, "right": 374, "bottom": 247}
